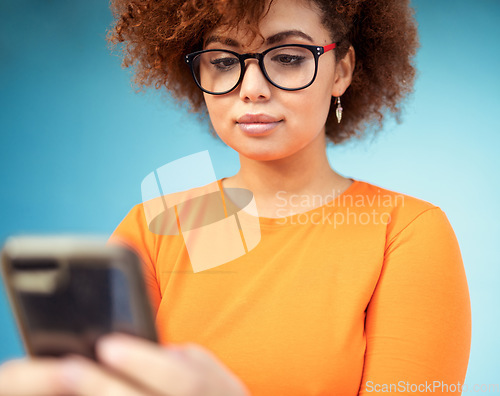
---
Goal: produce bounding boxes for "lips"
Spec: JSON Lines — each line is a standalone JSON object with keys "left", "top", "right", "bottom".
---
{"left": 236, "top": 114, "right": 283, "bottom": 135}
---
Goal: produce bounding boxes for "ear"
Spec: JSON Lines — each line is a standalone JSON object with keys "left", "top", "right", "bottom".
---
{"left": 331, "top": 45, "right": 355, "bottom": 97}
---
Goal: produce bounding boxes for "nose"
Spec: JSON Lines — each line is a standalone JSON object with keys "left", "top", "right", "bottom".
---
{"left": 238, "top": 59, "right": 272, "bottom": 102}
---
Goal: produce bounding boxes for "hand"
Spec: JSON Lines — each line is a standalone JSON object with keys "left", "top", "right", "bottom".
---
{"left": 0, "top": 333, "right": 250, "bottom": 396}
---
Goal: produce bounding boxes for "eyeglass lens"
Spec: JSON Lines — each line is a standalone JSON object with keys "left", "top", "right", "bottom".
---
{"left": 192, "top": 46, "right": 316, "bottom": 94}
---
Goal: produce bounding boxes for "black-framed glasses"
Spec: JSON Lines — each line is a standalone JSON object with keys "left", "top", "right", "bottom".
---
{"left": 184, "top": 43, "right": 337, "bottom": 95}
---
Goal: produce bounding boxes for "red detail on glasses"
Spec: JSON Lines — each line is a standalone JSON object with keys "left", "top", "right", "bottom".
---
{"left": 323, "top": 43, "right": 337, "bottom": 53}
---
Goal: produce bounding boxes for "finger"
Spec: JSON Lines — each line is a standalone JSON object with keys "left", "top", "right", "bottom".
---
{"left": 55, "top": 355, "right": 152, "bottom": 396}
{"left": 0, "top": 355, "right": 154, "bottom": 396}
{"left": 96, "top": 333, "right": 203, "bottom": 396}
{"left": 0, "top": 357, "right": 71, "bottom": 396}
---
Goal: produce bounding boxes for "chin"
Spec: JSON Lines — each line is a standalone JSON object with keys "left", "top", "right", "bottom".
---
{"left": 218, "top": 133, "right": 304, "bottom": 162}
{"left": 238, "top": 145, "right": 299, "bottom": 162}
{"left": 242, "top": 153, "right": 281, "bottom": 162}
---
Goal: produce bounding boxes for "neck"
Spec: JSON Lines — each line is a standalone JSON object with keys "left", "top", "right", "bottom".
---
{"left": 230, "top": 131, "right": 345, "bottom": 203}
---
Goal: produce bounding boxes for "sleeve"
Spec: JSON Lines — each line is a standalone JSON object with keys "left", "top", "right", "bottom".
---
{"left": 359, "top": 207, "right": 471, "bottom": 395}
{"left": 107, "top": 204, "right": 162, "bottom": 315}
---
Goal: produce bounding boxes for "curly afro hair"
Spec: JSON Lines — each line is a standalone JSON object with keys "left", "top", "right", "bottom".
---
{"left": 107, "top": 0, "right": 419, "bottom": 145}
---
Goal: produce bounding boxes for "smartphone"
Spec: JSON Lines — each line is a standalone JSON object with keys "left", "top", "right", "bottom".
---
{"left": 1, "top": 235, "right": 158, "bottom": 360}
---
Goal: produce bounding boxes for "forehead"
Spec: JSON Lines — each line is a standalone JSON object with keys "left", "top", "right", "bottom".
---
{"left": 205, "top": 0, "right": 330, "bottom": 50}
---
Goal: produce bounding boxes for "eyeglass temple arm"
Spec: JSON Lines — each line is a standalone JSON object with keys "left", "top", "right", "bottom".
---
{"left": 323, "top": 43, "right": 337, "bottom": 53}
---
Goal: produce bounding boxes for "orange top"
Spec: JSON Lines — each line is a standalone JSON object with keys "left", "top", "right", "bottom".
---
{"left": 109, "top": 179, "right": 471, "bottom": 395}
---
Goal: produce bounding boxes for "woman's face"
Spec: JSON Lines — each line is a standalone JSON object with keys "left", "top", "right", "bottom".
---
{"left": 203, "top": 0, "right": 349, "bottom": 162}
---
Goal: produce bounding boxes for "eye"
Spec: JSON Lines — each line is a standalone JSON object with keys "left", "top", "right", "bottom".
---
{"left": 210, "top": 57, "right": 239, "bottom": 71}
{"left": 271, "top": 54, "right": 306, "bottom": 66}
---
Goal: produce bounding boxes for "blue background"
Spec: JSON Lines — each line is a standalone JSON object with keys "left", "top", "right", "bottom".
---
{"left": 1, "top": 0, "right": 499, "bottom": 389}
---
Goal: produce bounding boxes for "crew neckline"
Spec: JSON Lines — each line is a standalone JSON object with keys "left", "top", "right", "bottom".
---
{"left": 217, "top": 178, "right": 362, "bottom": 227}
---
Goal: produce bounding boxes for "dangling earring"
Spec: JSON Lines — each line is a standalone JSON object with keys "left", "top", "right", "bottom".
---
{"left": 335, "top": 96, "right": 343, "bottom": 124}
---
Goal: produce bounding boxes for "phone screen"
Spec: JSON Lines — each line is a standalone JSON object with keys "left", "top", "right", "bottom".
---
{"left": 2, "top": 238, "right": 157, "bottom": 360}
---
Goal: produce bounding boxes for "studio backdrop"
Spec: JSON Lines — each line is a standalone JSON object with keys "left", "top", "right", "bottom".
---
{"left": 0, "top": 0, "right": 499, "bottom": 389}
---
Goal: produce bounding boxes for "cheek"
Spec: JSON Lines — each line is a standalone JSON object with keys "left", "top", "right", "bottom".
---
{"left": 307, "top": 70, "right": 335, "bottom": 128}
{"left": 204, "top": 97, "right": 227, "bottom": 130}
{"left": 288, "top": 87, "right": 332, "bottom": 133}
{"left": 204, "top": 96, "right": 236, "bottom": 143}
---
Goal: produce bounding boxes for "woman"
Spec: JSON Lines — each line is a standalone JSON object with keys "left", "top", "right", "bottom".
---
{"left": 0, "top": 0, "right": 471, "bottom": 395}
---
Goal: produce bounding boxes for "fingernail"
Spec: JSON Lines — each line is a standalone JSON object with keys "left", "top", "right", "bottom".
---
{"left": 166, "top": 345, "right": 188, "bottom": 360}
{"left": 60, "top": 359, "right": 82, "bottom": 389}
{"left": 97, "top": 335, "right": 127, "bottom": 364}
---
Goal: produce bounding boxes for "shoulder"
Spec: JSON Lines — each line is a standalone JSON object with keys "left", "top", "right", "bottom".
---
{"left": 108, "top": 203, "right": 153, "bottom": 248}
{"left": 109, "top": 178, "right": 222, "bottom": 244}
{"left": 350, "top": 179, "right": 437, "bottom": 211}
{"left": 349, "top": 179, "right": 454, "bottom": 246}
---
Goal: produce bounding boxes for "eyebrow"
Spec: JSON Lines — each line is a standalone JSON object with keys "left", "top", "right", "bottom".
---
{"left": 204, "top": 35, "right": 240, "bottom": 47}
{"left": 204, "top": 30, "right": 315, "bottom": 48}
{"left": 266, "top": 30, "right": 314, "bottom": 45}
